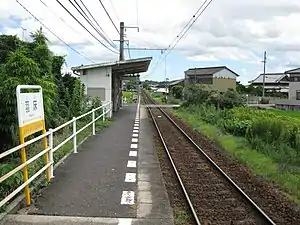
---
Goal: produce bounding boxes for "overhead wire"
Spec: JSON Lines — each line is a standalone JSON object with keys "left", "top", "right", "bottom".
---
{"left": 126, "top": 42, "right": 131, "bottom": 59}
{"left": 98, "top": 0, "right": 120, "bottom": 35}
{"left": 108, "top": 0, "right": 120, "bottom": 22}
{"left": 147, "top": 0, "right": 213, "bottom": 77}
{"left": 69, "top": 0, "right": 117, "bottom": 50}
{"left": 136, "top": 0, "right": 139, "bottom": 27}
{"left": 55, "top": 0, "right": 118, "bottom": 54}
{"left": 39, "top": 0, "right": 95, "bottom": 46}
{"left": 75, "top": 0, "right": 117, "bottom": 48}
{"left": 15, "top": 0, "right": 95, "bottom": 63}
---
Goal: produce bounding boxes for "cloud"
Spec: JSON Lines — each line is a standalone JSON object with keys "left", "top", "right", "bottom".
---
{"left": 0, "top": 0, "right": 300, "bottom": 82}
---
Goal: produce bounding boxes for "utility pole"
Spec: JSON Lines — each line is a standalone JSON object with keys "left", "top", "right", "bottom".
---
{"left": 119, "top": 22, "right": 125, "bottom": 61}
{"left": 165, "top": 56, "right": 168, "bottom": 102}
{"left": 21, "top": 27, "right": 27, "bottom": 41}
{"left": 262, "top": 51, "right": 267, "bottom": 98}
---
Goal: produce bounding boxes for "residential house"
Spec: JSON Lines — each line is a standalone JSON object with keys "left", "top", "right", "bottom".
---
{"left": 285, "top": 68, "right": 300, "bottom": 100}
{"left": 184, "top": 66, "right": 239, "bottom": 92}
{"left": 249, "top": 72, "right": 289, "bottom": 96}
{"left": 167, "top": 79, "right": 184, "bottom": 92}
{"left": 275, "top": 68, "right": 300, "bottom": 110}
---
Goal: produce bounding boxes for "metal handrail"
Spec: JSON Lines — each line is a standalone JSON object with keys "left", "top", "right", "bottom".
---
{"left": 0, "top": 101, "right": 112, "bottom": 208}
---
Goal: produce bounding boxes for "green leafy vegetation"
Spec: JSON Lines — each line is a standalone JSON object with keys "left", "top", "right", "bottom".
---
{"left": 0, "top": 28, "right": 112, "bottom": 211}
{"left": 123, "top": 91, "right": 134, "bottom": 103}
{"left": 183, "top": 84, "right": 245, "bottom": 109}
{"left": 171, "top": 84, "right": 300, "bottom": 203}
{"left": 170, "top": 85, "right": 183, "bottom": 99}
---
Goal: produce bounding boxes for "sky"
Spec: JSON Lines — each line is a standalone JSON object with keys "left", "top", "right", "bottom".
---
{"left": 1, "top": 0, "right": 300, "bottom": 84}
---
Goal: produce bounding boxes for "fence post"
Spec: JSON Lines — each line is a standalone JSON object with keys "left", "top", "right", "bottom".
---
{"left": 92, "top": 109, "right": 95, "bottom": 135}
{"left": 102, "top": 106, "right": 105, "bottom": 122}
{"left": 73, "top": 117, "right": 77, "bottom": 153}
{"left": 49, "top": 128, "right": 54, "bottom": 178}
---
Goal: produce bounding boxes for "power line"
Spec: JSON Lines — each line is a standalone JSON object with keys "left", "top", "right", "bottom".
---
{"left": 166, "top": 0, "right": 213, "bottom": 57}
{"left": 108, "top": 0, "right": 120, "bottom": 22}
{"left": 167, "top": 0, "right": 210, "bottom": 51}
{"left": 39, "top": 0, "right": 94, "bottom": 46}
{"left": 55, "top": 0, "right": 118, "bottom": 54}
{"left": 70, "top": 0, "right": 117, "bottom": 50}
{"left": 125, "top": 47, "right": 166, "bottom": 51}
{"left": 126, "top": 42, "right": 131, "bottom": 59}
{"left": 98, "top": 0, "right": 120, "bottom": 34}
{"left": 15, "top": 0, "right": 95, "bottom": 63}
{"left": 136, "top": 0, "right": 139, "bottom": 26}
{"left": 148, "top": 0, "right": 213, "bottom": 77}
{"left": 76, "top": 0, "right": 117, "bottom": 48}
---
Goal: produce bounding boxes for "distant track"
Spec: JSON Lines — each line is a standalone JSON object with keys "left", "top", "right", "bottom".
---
{"left": 142, "top": 91, "right": 276, "bottom": 225}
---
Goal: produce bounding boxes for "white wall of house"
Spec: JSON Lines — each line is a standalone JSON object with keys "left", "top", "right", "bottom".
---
{"left": 289, "top": 82, "right": 300, "bottom": 99}
{"left": 213, "top": 68, "right": 237, "bottom": 79}
{"left": 80, "top": 66, "right": 112, "bottom": 104}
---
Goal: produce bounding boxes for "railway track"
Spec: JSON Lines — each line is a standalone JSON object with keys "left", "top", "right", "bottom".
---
{"left": 142, "top": 92, "right": 276, "bottom": 225}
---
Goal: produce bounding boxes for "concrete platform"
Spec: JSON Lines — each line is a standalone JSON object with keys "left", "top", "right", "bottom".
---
{"left": 2, "top": 101, "right": 173, "bottom": 225}
{"left": 28, "top": 104, "right": 139, "bottom": 218}
{"left": 137, "top": 107, "right": 173, "bottom": 223}
{"left": 1, "top": 214, "right": 171, "bottom": 225}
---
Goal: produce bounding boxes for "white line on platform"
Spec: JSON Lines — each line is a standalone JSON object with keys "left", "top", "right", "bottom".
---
{"left": 125, "top": 173, "right": 136, "bottom": 182}
{"left": 131, "top": 138, "right": 138, "bottom": 143}
{"left": 133, "top": 130, "right": 139, "bottom": 133}
{"left": 130, "top": 143, "right": 138, "bottom": 148}
{"left": 121, "top": 191, "right": 135, "bottom": 205}
{"left": 132, "top": 133, "right": 138, "bottom": 137}
{"left": 134, "top": 123, "right": 139, "bottom": 126}
{"left": 133, "top": 128, "right": 139, "bottom": 131}
{"left": 118, "top": 218, "right": 132, "bottom": 225}
{"left": 129, "top": 151, "right": 137, "bottom": 157}
{"left": 127, "top": 160, "right": 137, "bottom": 168}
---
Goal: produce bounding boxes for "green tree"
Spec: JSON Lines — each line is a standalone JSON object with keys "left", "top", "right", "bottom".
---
{"left": 171, "top": 85, "right": 183, "bottom": 99}
{"left": 236, "top": 81, "right": 247, "bottom": 93}
{"left": 69, "top": 79, "right": 85, "bottom": 117}
{"left": 184, "top": 84, "right": 211, "bottom": 105}
{"left": 0, "top": 35, "right": 21, "bottom": 65}
{"left": 0, "top": 50, "right": 41, "bottom": 151}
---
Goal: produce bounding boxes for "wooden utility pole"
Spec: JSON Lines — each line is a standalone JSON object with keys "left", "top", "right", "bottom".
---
{"left": 262, "top": 51, "right": 267, "bottom": 98}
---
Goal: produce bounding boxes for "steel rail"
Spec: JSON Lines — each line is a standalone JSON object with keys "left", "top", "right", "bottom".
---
{"left": 144, "top": 95, "right": 201, "bottom": 225}
{"left": 142, "top": 91, "right": 276, "bottom": 225}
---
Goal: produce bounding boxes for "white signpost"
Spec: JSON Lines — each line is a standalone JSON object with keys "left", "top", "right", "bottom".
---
{"left": 16, "top": 85, "right": 49, "bottom": 206}
{"left": 17, "top": 90, "right": 44, "bottom": 128}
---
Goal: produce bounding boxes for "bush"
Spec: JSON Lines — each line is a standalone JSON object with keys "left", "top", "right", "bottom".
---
{"left": 183, "top": 85, "right": 245, "bottom": 109}
{"left": 179, "top": 105, "right": 300, "bottom": 167}
{"left": 184, "top": 84, "right": 211, "bottom": 105}
{"left": 171, "top": 85, "right": 183, "bottom": 99}
{"left": 260, "top": 97, "right": 270, "bottom": 104}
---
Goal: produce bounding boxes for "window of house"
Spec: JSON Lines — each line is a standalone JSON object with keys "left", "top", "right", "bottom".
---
{"left": 83, "top": 70, "right": 88, "bottom": 75}
{"left": 296, "top": 90, "right": 300, "bottom": 100}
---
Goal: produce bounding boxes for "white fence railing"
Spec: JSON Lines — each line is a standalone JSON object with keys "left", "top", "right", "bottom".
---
{"left": 0, "top": 101, "right": 112, "bottom": 208}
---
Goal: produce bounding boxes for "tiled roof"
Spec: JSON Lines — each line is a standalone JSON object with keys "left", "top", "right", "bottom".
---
{"left": 285, "top": 68, "right": 300, "bottom": 74}
{"left": 250, "top": 73, "right": 288, "bottom": 84}
{"left": 185, "top": 66, "right": 239, "bottom": 77}
{"left": 168, "top": 79, "right": 184, "bottom": 86}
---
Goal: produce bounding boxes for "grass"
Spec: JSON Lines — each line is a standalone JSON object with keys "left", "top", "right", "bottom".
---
{"left": 268, "top": 108, "right": 300, "bottom": 119}
{"left": 148, "top": 91, "right": 182, "bottom": 105}
{"left": 173, "top": 109, "right": 300, "bottom": 204}
{"left": 0, "top": 116, "right": 112, "bottom": 212}
{"left": 173, "top": 207, "right": 194, "bottom": 225}
{"left": 123, "top": 91, "right": 135, "bottom": 103}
